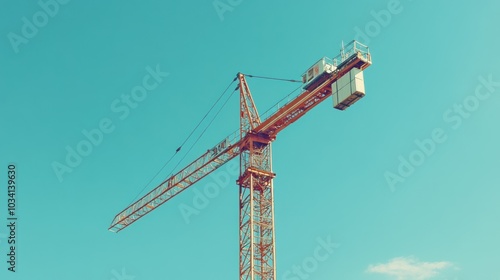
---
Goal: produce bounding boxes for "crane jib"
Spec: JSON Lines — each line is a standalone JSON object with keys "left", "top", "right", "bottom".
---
{"left": 209, "top": 138, "right": 230, "bottom": 158}
{"left": 109, "top": 135, "right": 241, "bottom": 232}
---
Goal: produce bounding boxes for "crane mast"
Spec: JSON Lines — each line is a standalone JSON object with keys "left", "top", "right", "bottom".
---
{"left": 237, "top": 73, "right": 276, "bottom": 279}
{"left": 109, "top": 40, "right": 372, "bottom": 280}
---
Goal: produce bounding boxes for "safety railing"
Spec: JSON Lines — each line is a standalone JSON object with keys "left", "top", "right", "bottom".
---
{"left": 332, "top": 40, "right": 371, "bottom": 68}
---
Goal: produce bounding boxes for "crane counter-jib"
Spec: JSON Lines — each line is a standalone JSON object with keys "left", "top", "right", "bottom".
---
{"left": 255, "top": 51, "right": 372, "bottom": 137}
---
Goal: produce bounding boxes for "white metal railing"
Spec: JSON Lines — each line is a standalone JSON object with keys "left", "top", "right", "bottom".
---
{"left": 332, "top": 40, "right": 371, "bottom": 67}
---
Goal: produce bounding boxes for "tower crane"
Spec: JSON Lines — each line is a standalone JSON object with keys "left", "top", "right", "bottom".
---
{"left": 109, "top": 40, "right": 372, "bottom": 280}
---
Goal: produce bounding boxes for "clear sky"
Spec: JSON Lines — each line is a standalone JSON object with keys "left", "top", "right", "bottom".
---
{"left": 1, "top": 1, "right": 499, "bottom": 279}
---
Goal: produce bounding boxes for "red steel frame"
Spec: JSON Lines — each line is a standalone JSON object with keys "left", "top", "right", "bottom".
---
{"left": 109, "top": 41, "right": 371, "bottom": 280}
{"left": 237, "top": 73, "right": 276, "bottom": 279}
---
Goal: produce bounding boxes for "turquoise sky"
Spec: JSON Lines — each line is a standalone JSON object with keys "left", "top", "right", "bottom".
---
{"left": 1, "top": 1, "right": 499, "bottom": 279}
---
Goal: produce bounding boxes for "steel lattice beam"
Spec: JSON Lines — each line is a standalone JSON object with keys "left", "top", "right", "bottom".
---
{"left": 109, "top": 132, "right": 241, "bottom": 233}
